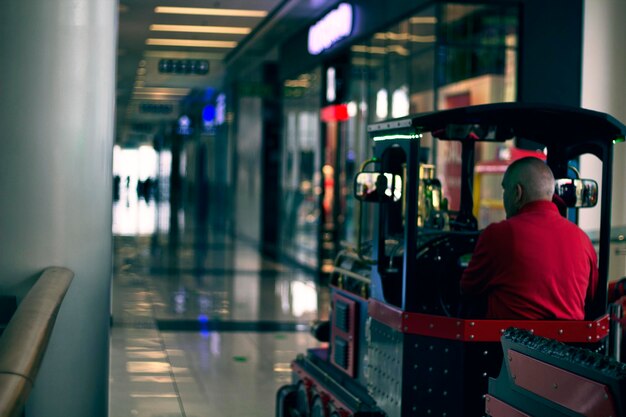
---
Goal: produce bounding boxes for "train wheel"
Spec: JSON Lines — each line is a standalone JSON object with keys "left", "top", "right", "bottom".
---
{"left": 276, "top": 384, "right": 297, "bottom": 417}
{"left": 296, "top": 381, "right": 311, "bottom": 417}
{"left": 310, "top": 395, "right": 327, "bottom": 417}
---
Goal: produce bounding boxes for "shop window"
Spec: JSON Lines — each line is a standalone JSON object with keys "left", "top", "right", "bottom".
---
{"left": 280, "top": 68, "right": 322, "bottom": 269}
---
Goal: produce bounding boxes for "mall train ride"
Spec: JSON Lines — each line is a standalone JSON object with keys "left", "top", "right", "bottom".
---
{"left": 276, "top": 103, "right": 626, "bottom": 417}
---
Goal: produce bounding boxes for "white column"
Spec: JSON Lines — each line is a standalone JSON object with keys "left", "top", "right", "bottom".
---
{"left": 581, "top": 0, "right": 626, "bottom": 230}
{"left": 0, "top": 1, "right": 117, "bottom": 416}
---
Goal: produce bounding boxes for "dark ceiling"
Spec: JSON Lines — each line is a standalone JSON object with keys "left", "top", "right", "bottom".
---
{"left": 116, "top": 0, "right": 338, "bottom": 146}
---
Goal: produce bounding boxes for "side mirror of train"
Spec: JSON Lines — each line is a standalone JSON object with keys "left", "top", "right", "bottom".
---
{"left": 354, "top": 172, "right": 403, "bottom": 203}
{"left": 554, "top": 178, "right": 599, "bottom": 208}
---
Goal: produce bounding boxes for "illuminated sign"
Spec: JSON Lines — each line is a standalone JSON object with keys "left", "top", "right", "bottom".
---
{"left": 308, "top": 3, "right": 353, "bottom": 55}
{"left": 158, "top": 59, "right": 209, "bottom": 75}
{"left": 139, "top": 103, "right": 173, "bottom": 114}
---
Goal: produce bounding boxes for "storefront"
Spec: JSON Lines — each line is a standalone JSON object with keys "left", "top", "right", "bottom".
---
{"left": 237, "top": 0, "right": 584, "bottom": 273}
{"left": 281, "top": 2, "right": 508, "bottom": 272}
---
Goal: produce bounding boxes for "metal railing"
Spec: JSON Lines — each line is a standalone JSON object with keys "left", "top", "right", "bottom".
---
{"left": 0, "top": 267, "right": 73, "bottom": 417}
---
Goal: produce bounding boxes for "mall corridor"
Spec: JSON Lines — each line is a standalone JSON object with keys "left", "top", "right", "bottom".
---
{"left": 108, "top": 191, "right": 327, "bottom": 417}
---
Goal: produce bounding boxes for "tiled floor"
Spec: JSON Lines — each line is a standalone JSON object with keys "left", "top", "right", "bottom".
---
{"left": 109, "top": 195, "right": 328, "bottom": 417}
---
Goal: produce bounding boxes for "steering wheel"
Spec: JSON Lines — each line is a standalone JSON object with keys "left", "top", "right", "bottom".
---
{"left": 415, "top": 231, "right": 480, "bottom": 316}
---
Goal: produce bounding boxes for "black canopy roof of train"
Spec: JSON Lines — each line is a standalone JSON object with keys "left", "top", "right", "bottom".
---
{"left": 409, "top": 102, "right": 626, "bottom": 145}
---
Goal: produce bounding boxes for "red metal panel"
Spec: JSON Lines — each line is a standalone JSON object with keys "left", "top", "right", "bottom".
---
{"left": 508, "top": 350, "right": 617, "bottom": 417}
{"left": 330, "top": 293, "right": 358, "bottom": 377}
{"left": 484, "top": 394, "right": 531, "bottom": 417}
{"left": 463, "top": 316, "right": 609, "bottom": 343}
{"left": 367, "top": 299, "right": 609, "bottom": 343}
{"left": 367, "top": 298, "right": 404, "bottom": 331}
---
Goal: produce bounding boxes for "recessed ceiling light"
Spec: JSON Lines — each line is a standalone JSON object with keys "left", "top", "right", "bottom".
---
{"left": 150, "top": 24, "right": 251, "bottom": 35}
{"left": 410, "top": 16, "right": 437, "bottom": 24}
{"left": 154, "top": 6, "right": 267, "bottom": 18}
{"left": 133, "top": 87, "right": 191, "bottom": 95}
{"left": 144, "top": 50, "right": 224, "bottom": 60}
{"left": 131, "top": 95, "right": 185, "bottom": 102}
{"left": 146, "top": 38, "right": 237, "bottom": 48}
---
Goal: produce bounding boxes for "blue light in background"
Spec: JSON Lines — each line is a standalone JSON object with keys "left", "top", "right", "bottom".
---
{"left": 198, "top": 314, "right": 210, "bottom": 338}
{"left": 202, "top": 105, "right": 216, "bottom": 124}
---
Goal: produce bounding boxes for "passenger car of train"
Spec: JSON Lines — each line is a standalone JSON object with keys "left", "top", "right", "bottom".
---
{"left": 276, "top": 103, "right": 626, "bottom": 417}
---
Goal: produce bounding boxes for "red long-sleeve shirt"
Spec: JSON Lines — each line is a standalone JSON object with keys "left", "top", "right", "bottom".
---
{"left": 460, "top": 200, "right": 598, "bottom": 319}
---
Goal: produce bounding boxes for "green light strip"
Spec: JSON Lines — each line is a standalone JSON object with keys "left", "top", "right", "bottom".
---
{"left": 372, "top": 133, "right": 420, "bottom": 141}
{"left": 613, "top": 136, "right": 625, "bottom": 144}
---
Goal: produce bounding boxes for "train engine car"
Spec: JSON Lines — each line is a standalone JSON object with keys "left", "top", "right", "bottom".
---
{"left": 276, "top": 103, "right": 626, "bottom": 417}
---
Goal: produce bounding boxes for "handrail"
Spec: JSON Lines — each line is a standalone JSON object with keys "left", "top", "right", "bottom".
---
{"left": 0, "top": 267, "right": 73, "bottom": 417}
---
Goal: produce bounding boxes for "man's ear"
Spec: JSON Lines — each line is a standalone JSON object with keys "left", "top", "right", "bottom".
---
{"left": 514, "top": 183, "right": 524, "bottom": 203}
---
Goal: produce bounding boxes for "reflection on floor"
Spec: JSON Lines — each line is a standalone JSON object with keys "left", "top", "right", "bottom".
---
{"left": 110, "top": 196, "right": 328, "bottom": 417}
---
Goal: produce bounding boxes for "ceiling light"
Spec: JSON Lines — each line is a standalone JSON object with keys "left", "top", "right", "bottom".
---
{"left": 150, "top": 24, "right": 251, "bottom": 35}
{"left": 374, "top": 32, "right": 436, "bottom": 43}
{"left": 154, "top": 6, "right": 267, "bottom": 18}
{"left": 131, "top": 95, "right": 186, "bottom": 101}
{"left": 146, "top": 38, "right": 237, "bottom": 48}
{"left": 133, "top": 87, "right": 190, "bottom": 95}
{"left": 410, "top": 16, "right": 437, "bottom": 24}
{"left": 144, "top": 50, "right": 224, "bottom": 60}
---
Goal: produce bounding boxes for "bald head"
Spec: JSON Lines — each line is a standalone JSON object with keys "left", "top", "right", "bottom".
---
{"left": 502, "top": 157, "right": 555, "bottom": 218}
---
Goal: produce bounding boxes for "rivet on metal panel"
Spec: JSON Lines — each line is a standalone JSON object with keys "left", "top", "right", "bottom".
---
{"left": 483, "top": 350, "right": 488, "bottom": 356}
{"left": 429, "top": 367, "right": 433, "bottom": 372}
{"left": 404, "top": 314, "right": 409, "bottom": 319}
{"left": 558, "top": 329, "right": 564, "bottom": 335}
{"left": 444, "top": 348, "right": 449, "bottom": 353}
{"left": 456, "top": 334, "right": 461, "bottom": 339}
{"left": 443, "top": 391, "right": 448, "bottom": 396}
{"left": 500, "top": 328, "right": 505, "bottom": 334}
{"left": 415, "top": 343, "right": 419, "bottom": 348}
{"left": 470, "top": 335, "right": 475, "bottom": 339}
{"left": 427, "top": 409, "right": 432, "bottom": 414}
{"left": 443, "top": 369, "right": 448, "bottom": 375}
{"left": 427, "top": 388, "right": 432, "bottom": 393}
{"left": 553, "top": 383, "right": 558, "bottom": 389}
{"left": 604, "top": 393, "right": 609, "bottom": 400}
{"left": 429, "top": 323, "right": 434, "bottom": 329}
{"left": 429, "top": 345, "right": 434, "bottom": 351}
{"left": 404, "top": 326, "right": 408, "bottom": 331}
{"left": 530, "top": 329, "right": 534, "bottom": 334}
{"left": 588, "top": 336, "right": 593, "bottom": 341}
{"left": 482, "top": 372, "right": 487, "bottom": 377}
{"left": 588, "top": 323, "right": 593, "bottom": 328}
{"left": 512, "top": 374, "right": 516, "bottom": 380}
{"left": 508, "top": 355, "right": 512, "bottom": 361}
{"left": 413, "top": 385, "right": 418, "bottom": 391}
{"left": 456, "top": 321, "right": 461, "bottom": 326}
{"left": 470, "top": 322, "right": 475, "bottom": 327}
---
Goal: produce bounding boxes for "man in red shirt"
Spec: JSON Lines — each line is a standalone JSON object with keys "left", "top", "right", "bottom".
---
{"left": 460, "top": 157, "right": 598, "bottom": 319}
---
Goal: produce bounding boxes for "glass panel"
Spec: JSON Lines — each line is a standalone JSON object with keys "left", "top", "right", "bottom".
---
{"left": 345, "top": 2, "right": 519, "bottom": 238}
{"left": 280, "top": 68, "right": 322, "bottom": 269}
{"left": 409, "top": 6, "right": 437, "bottom": 114}
{"left": 435, "top": 2, "right": 519, "bottom": 222}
